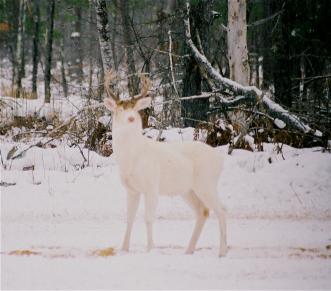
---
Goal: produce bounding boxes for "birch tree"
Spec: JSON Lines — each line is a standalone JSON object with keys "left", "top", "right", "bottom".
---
{"left": 93, "top": 0, "right": 112, "bottom": 71}
{"left": 227, "top": 0, "right": 250, "bottom": 85}
{"left": 183, "top": 2, "right": 319, "bottom": 136}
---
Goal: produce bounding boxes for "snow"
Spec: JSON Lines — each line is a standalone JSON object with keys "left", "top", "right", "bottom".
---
{"left": 274, "top": 117, "right": 286, "bottom": 129}
{"left": 1, "top": 132, "right": 331, "bottom": 289}
{"left": 70, "top": 32, "right": 80, "bottom": 38}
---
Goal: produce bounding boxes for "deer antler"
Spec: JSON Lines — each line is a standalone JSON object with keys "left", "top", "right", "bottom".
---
{"left": 104, "top": 70, "right": 119, "bottom": 100}
{"left": 134, "top": 74, "right": 151, "bottom": 99}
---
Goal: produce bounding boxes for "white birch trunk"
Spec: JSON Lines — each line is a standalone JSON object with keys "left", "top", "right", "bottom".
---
{"left": 183, "top": 4, "right": 318, "bottom": 136}
{"left": 227, "top": 0, "right": 250, "bottom": 85}
{"left": 93, "top": 0, "right": 112, "bottom": 71}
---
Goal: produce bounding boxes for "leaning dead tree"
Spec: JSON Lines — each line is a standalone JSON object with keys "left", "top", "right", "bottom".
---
{"left": 184, "top": 2, "right": 321, "bottom": 138}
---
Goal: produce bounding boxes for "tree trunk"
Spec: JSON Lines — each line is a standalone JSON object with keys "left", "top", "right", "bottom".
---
{"left": 119, "top": 0, "right": 139, "bottom": 96}
{"left": 111, "top": 0, "right": 118, "bottom": 71}
{"left": 60, "top": 35, "right": 68, "bottom": 98}
{"left": 88, "top": 0, "right": 94, "bottom": 97}
{"left": 31, "top": 0, "right": 40, "bottom": 97}
{"left": 44, "top": 0, "right": 55, "bottom": 103}
{"left": 182, "top": 0, "right": 213, "bottom": 127}
{"left": 227, "top": 0, "right": 250, "bottom": 85}
{"left": 14, "top": 0, "right": 26, "bottom": 97}
{"left": 93, "top": 0, "right": 112, "bottom": 71}
{"left": 69, "top": 7, "right": 84, "bottom": 83}
{"left": 183, "top": 6, "right": 317, "bottom": 135}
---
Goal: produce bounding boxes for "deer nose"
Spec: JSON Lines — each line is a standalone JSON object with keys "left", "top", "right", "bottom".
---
{"left": 128, "top": 116, "right": 135, "bottom": 123}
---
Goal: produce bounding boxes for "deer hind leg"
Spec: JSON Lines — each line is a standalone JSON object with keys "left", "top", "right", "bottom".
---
{"left": 182, "top": 190, "right": 209, "bottom": 254}
{"left": 122, "top": 190, "right": 141, "bottom": 252}
{"left": 195, "top": 189, "right": 227, "bottom": 257}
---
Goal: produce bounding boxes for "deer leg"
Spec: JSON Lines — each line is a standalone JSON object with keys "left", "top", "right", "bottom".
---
{"left": 144, "top": 193, "right": 158, "bottom": 251}
{"left": 122, "top": 190, "right": 141, "bottom": 252}
{"left": 182, "top": 191, "right": 209, "bottom": 254}
{"left": 196, "top": 190, "right": 227, "bottom": 257}
{"left": 214, "top": 201, "right": 227, "bottom": 257}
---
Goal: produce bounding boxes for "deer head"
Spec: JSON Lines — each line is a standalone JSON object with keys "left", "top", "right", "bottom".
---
{"left": 104, "top": 70, "right": 152, "bottom": 129}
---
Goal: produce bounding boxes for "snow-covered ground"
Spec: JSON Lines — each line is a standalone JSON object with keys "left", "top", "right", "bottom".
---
{"left": 1, "top": 131, "right": 331, "bottom": 289}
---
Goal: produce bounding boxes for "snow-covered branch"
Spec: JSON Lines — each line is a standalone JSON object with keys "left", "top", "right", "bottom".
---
{"left": 183, "top": 3, "right": 318, "bottom": 135}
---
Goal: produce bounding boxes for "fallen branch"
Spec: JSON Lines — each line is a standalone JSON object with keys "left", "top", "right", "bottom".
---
{"left": 10, "top": 138, "right": 55, "bottom": 160}
{"left": 183, "top": 3, "right": 319, "bottom": 136}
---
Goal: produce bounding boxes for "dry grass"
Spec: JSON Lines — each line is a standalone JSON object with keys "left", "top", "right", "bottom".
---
{"left": 91, "top": 247, "right": 116, "bottom": 257}
{"left": 1, "top": 84, "right": 38, "bottom": 99}
{"left": 9, "top": 249, "right": 41, "bottom": 256}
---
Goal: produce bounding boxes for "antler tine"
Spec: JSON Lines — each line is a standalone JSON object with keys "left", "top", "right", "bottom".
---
{"left": 134, "top": 74, "right": 151, "bottom": 99}
{"left": 104, "top": 69, "right": 119, "bottom": 100}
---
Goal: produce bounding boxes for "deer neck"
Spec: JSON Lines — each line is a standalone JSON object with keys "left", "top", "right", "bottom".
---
{"left": 112, "top": 120, "right": 145, "bottom": 163}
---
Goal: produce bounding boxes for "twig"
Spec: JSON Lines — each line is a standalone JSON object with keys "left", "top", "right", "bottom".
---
{"left": 10, "top": 138, "right": 55, "bottom": 160}
{"left": 168, "top": 30, "right": 179, "bottom": 97}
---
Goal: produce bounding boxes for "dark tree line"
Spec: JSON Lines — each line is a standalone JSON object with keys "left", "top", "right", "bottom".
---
{"left": 0, "top": 0, "right": 330, "bottom": 141}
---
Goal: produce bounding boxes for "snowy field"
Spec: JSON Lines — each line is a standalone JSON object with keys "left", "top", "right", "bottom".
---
{"left": 1, "top": 130, "right": 331, "bottom": 289}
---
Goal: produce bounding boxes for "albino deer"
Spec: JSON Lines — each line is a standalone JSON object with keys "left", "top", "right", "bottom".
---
{"left": 104, "top": 71, "right": 227, "bottom": 256}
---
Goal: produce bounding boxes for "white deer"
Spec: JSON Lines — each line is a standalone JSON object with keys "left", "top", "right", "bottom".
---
{"left": 104, "top": 71, "right": 227, "bottom": 256}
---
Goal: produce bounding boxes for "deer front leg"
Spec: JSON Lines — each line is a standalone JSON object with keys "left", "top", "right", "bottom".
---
{"left": 144, "top": 193, "right": 158, "bottom": 251}
{"left": 122, "top": 190, "right": 141, "bottom": 252}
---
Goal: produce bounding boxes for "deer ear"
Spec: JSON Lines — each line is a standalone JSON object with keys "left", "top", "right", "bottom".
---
{"left": 134, "top": 97, "right": 152, "bottom": 111}
{"left": 104, "top": 98, "right": 117, "bottom": 111}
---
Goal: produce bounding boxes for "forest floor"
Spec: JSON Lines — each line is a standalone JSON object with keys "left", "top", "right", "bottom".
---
{"left": 1, "top": 132, "right": 331, "bottom": 289}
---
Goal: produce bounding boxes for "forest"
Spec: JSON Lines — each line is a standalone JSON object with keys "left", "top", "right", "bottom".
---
{"left": 1, "top": 0, "right": 331, "bottom": 290}
{"left": 0, "top": 0, "right": 330, "bottom": 151}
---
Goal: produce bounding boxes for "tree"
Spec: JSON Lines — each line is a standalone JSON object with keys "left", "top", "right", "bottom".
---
{"left": 31, "top": 0, "right": 40, "bottom": 97}
{"left": 119, "top": 0, "right": 139, "bottom": 96}
{"left": 14, "top": 0, "right": 26, "bottom": 97}
{"left": 227, "top": 0, "right": 250, "bottom": 85}
{"left": 182, "top": 0, "right": 214, "bottom": 126}
{"left": 93, "top": 0, "right": 112, "bottom": 71}
{"left": 44, "top": 0, "right": 55, "bottom": 103}
{"left": 68, "top": 6, "right": 84, "bottom": 83}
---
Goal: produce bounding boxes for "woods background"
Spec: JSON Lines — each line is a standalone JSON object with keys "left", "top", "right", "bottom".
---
{"left": 0, "top": 0, "right": 330, "bottom": 154}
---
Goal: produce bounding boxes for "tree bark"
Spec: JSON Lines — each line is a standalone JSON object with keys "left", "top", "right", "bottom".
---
{"left": 227, "top": 0, "right": 250, "bottom": 85}
{"left": 31, "top": 0, "right": 40, "bottom": 97}
{"left": 119, "top": 0, "right": 139, "bottom": 96}
{"left": 93, "top": 0, "right": 112, "bottom": 71}
{"left": 182, "top": 0, "right": 213, "bottom": 127}
{"left": 60, "top": 35, "right": 68, "bottom": 98}
{"left": 111, "top": 0, "right": 118, "bottom": 71}
{"left": 69, "top": 7, "right": 84, "bottom": 83}
{"left": 184, "top": 4, "right": 316, "bottom": 135}
{"left": 88, "top": 0, "right": 94, "bottom": 97}
{"left": 44, "top": 0, "right": 55, "bottom": 103}
{"left": 14, "top": 0, "right": 26, "bottom": 97}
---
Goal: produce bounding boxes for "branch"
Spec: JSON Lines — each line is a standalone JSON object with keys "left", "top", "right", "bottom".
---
{"left": 183, "top": 3, "right": 317, "bottom": 136}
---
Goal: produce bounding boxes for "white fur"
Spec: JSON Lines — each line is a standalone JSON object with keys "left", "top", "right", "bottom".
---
{"left": 105, "top": 97, "right": 227, "bottom": 256}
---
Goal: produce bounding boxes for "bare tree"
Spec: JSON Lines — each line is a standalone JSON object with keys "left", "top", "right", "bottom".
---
{"left": 31, "top": 0, "right": 40, "bottom": 97}
{"left": 14, "top": 0, "right": 26, "bottom": 97}
{"left": 93, "top": 0, "right": 112, "bottom": 71}
{"left": 119, "top": 0, "right": 139, "bottom": 96}
{"left": 60, "top": 16, "right": 68, "bottom": 98}
{"left": 69, "top": 6, "right": 84, "bottom": 83}
{"left": 44, "top": 0, "right": 55, "bottom": 103}
{"left": 227, "top": 0, "right": 250, "bottom": 85}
